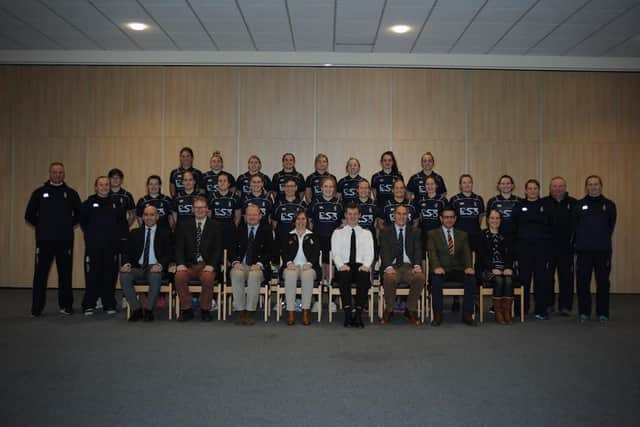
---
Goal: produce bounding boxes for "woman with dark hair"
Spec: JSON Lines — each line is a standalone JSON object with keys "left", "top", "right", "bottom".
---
{"left": 202, "top": 151, "right": 236, "bottom": 198}
{"left": 513, "top": 179, "right": 552, "bottom": 320}
{"left": 407, "top": 151, "right": 447, "bottom": 199}
{"left": 414, "top": 175, "right": 448, "bottom": 258}
{"left": 236, "top": 155, "right": 273, "bottom": 198}
{"left": 169, "top": 147, "right": 202, "bottom": 197}
{"left": 486, "top": 175, "right": 521, "bottom": 240}
{"left": 305, "top": 153, "right": 337, "bottom": 203}
{"left": 377, "top": 178, "right": 416, "bottom": 230}
{"left": 449, "top": 174, "right": 485, "bottom": 251}
{"left": 337, "top": 157, "right": 364, "bottom": 205}
{"left": 371, "top": 151, "right": 403, "bottom": 208}
{"left": 240, "top": 174, "right": 275, "bottom": 227}
{"left": 272, "top": 152, "right": 306, "bottom": 202}
{"left": 478, "top": 209, "right": 515, "bottom": 325}
{"left": 280, "top": 210, "right": 321, "bottom": 326}
{"left": 307, "top": 176, "right": 343, "bottom": 279}
{"left": 208, "top": 173, "right": 241, "bottom": 253}
{"left": 172, "top": 170, "right": 203, "bottom": 226}
{"left": 136, "top": 175, "right": 175, "bottom": 231}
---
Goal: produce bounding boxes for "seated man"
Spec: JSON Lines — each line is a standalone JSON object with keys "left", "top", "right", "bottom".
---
{"left": 380, "top": 205, "right": 425, "bottom": 325}
{"left": 230, "top": 204, "right": 275, "bottom": 325}
{"left": 174, "top": 196, "right": 222, "bottom": 321}
{"left": 427, "top": 207, "right": 476, "bottom": 326}
{"left": 120, "top": 206, "right": 172, "bottom": 322}
{"left": 331, "top": 203, "right": 374, "bottom": 328}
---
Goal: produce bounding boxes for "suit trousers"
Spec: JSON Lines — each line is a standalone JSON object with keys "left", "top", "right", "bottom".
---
{"left": 230, "top": 264, "right": 264, "bottom": 312}
{"left": 175, "top": 262, "right": 216, "bottom": 311}
{"left": 383, "top": 264, "right": 425, "bottom": 313}
{"left": 120, "top": 268, "right": 163, "bottom": 310}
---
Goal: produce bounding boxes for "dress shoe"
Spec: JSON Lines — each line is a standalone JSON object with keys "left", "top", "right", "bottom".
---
{"left": 245, "top": 311, "right": 256, "bottom": 325}
{"left": 201, "top": 310, "right": 213, "bottom": 322}
{"left": 129, "top": 308, "right": 143, "bottom": 322}
{"left": 302, "top": 309, "right": 311, "bottom": 326}
{"left": 179, "top": 308, "right": 194, "bottom": 321}
{"left": 381, "top": 311, "right": 392, "bottom": 324}
{"left": 353, "top": 308, "right": 365, "bottom": 328}
{"left": 143, "top": 309, "right": 154, "bottom": 322}
{"left": 462, "top": 313, "right": 477, "bottom": 326}
{"left": 408, "top": 311, "right": 419, "bottom": 325}
{"left": 431, "top": 312, "right": 442, "bottom": 327}
{"left": 287, "top": 311, "right": 296, "bottom": 326}
{"left": 343, "top": 307, "right": 353, "bottom": 327}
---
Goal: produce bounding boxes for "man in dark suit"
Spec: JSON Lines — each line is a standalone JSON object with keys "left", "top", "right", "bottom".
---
{"left": 380, "top": 205, "right": 425, "bottom": 325}
{"left": 427, "top": 207, "right": 476, "bottom": 326}
{"left": 119, "top": 205, "right": 172, "bottom": 322}
{"left": 230, "top": 204, "right": 275, "bottom": 325}
{"left": 174, "top": 196, "right": 222, "bottom": 321}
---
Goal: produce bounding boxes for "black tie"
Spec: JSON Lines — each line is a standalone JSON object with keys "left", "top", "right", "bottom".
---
{"left": 142, "top": 227, "right": 151, "bottom": 268}
{"left": 395, "top": 228, "right": 404, "bottom": 266}
{"left": 246, "top": 226, "right": 256, "bottom": 265}
{"left": 195, "top": 221, "right": 202, "bottom": 260}
{"left": 349, "top": 228, "right": 356, "bottom": 265}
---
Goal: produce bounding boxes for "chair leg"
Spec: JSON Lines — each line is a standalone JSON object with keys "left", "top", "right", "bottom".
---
{"left": 479, "top": 287, "right": 484, "bottom": 323}
{"left": 168, "top": 289, "right": 173, "bottom": 320}
{"left": 328, "top": 287, "right": 333, "bottom": 323}
{"left": 520, "top": 288, "right": 525, "bottom": 322}
{"left": 175, "top": 294, "right": 180, "bottom": 319}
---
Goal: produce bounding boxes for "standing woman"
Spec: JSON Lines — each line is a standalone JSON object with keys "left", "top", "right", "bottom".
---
{"left": 80, "top": 176, "right": 124, "bottom": 315}
{"left": 305, "top": 153, "right": 337, "bottom": 203}
{"left": 478, "top": 210, "right": 515, "bottom": 325}
{"left": 208, "top": 173, "right": 241, "bottom": 254}
{"left": 449, "top": 174, "right": 485, "bottom": 252}
{"left": 169, "top": 147, "right": 202, "bottom": 197}
{"left": 371, "top": 151, "right": 403, "bottom": 208}
{"left": 202, "top": 151, "right": 236, "bottom": 199}
{"left": 136, "top": 175, "right": 175, "bottom": 231}
{"left": 172, "top": 171, "right": 203, "bottom": 227}
{"left": 377, "top": 179, "right": 416, "bottom": 230}
{"left": 407, "top": 151, "right": 448, "bottom": 200}
{"left": 574, "top": 175, "right": 616, "bottom": 322}
{"left": 513, "top": 179, "right": 552, "bottom": 320}
{"left": 281, "top": 211, "right": 321, "bottom": 326}
{"left": 236, "top": 155, "right": 273, "bottom": 198}
{"left": 272, "top": 152, "right": 306, "bottom": 202}
{"left": 272, "top": 177, "right": 307, "bottom": 243}
{"left": 307, "top": 176, "right": 344, "bottom": 279}
{"left": 337, "top": 157, "right": 364, "bottom": 205}
{"left": 413, "top": 176, "right": 448, "bottom": 257}
{"left": 240, "top": 174, "right": 275, "bottom": 228}
{"left": 486, "top": 175, "right": 521, "bottom": 240}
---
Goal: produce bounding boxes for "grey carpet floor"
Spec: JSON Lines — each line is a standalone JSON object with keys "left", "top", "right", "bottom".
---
{"left": 0, "top": 289, "right": 639, "bottom": 427}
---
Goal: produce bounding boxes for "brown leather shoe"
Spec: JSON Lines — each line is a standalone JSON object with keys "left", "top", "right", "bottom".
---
{"left": 245, "top": 311, "right": 256, "bottom": 325}
{"left": 431, "top": 311, "right": 442, "bottom": 326}
{"left": 302, "top": 309, "right": 311, "bottom": 326}
{"left": 462, "top": 313, "right": 477, "bottom": 326}
{"left": 503, "top": 298, "right": 513, "bottom": 325}
{"left": 236, "top": 310, "right": 247, "bottom": 325}
{"left": 381, "top": 311, "right": 392, "bottom": 324}
{"left": 287, "top": 311, "right": 295, "bottom": 326}
{"left": 494, "top": 299, "right": 506, "bottom": 325}
{"left": 409, "top": 311, "right": 420, "bottom": 325}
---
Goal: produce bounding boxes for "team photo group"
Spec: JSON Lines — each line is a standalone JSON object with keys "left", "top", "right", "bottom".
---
{"left": 25, "top": 147, "right": 616, "bottom": 328}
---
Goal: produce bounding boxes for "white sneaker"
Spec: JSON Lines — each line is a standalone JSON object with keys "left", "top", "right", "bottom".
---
{"left": 121, "top": 297, "right": 128, "bottom": 310}
{"left": 83, "top": 308, "right": 94, "bottom": 316}
{"left": 311, "top": 302, "right": 319, "bottom": 313}
{"left": 96, "top": 298, "right": 103, "bottom": 310}
{"left": 211, "top": 299, "right": 218, "bottom": 311}
{"left": 330, "top": 302, "right": 337, "bottom": 313}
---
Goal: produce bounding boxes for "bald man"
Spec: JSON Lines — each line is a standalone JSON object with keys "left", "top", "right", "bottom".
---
{"left": 120, "top": 206, "right": 173, "bottom": 322}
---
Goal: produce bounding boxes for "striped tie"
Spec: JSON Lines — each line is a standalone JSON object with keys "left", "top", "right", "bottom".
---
{"left": 447, "top": 229, "right": 454, "bottom": 255}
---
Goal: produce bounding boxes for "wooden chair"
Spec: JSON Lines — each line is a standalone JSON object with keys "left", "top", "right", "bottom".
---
{"left": 274, "top": 252, "right": 324, "bottom": 322}
{"left": 327, "top": 251, "right": 377, "bottom": 323}
{"left": 478, "top": 280, "right": 525, "bottom": 323}
{"left": 125, "top": 279, "right": 173, "bottom": 320}
{"left": 175, "top": 250, "right": 226, "bottom": 320}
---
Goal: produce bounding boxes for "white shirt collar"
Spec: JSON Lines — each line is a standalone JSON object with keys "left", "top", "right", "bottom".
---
{"left": 290, "top": 228, "right": 312, "bottom": 236}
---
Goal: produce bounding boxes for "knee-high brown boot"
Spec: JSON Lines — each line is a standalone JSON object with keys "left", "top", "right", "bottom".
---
{"left": 494, "top": 298, "right": 506, "bottom": 325}
{"left": 503, "top": 298, "right": 513, "bottom": 325}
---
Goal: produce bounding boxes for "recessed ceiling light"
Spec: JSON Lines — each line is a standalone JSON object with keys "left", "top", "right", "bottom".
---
{"left": 390, "top": 25, "right": 411, "bottom": 34}
{"left": 126, "top": 22, "right": 148, "bottom": 31}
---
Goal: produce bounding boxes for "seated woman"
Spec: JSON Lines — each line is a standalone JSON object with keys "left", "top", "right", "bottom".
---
{"left": 281, "top": 210, "right": 321, "bottom": 326}
{"left": 478, "top": 209, "right": 515, "bottom": 325}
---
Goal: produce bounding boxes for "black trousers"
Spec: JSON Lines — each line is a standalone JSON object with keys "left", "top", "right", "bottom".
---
{"left": 82, "top": 245, "right": 119, "bottom": 311}
{"left": 31, "top": 240, "right": 74, "bottom": 315}
{"left": 548, "top": 245, "right": 575, "bottom": 311}
{"left": 516, "top": 241, "right": 551, "bottom": 316}
{"left": 335, "top": 263, "right": 370, "bottom": 308}
{"left": 576, "top": 251, "right": 611, "bottom": 317}
{"left": 430, "top": 271, "right": 476, "bottom": 315}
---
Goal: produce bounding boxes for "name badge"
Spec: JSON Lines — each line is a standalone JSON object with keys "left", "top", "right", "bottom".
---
{"left": 93, "top": 203, "right": 99, "bottom": 208}
{"left": 43, "top": 193, "right": 49, "bottom": 198}
{"left": 582, "top": 205, "right": 588, "bottom": 210}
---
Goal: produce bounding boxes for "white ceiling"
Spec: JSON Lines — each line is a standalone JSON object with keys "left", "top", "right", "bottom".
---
{"left": 0, "top": 0, "right": 639, "bottom": 69}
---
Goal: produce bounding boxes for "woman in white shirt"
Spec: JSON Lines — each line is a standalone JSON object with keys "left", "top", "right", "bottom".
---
{"left": 280, "top": 210, "right": 321, "bottom": 325}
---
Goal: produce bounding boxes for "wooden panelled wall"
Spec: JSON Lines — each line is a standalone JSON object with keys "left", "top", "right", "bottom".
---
{"left": 0, "top": 66, "right": 638, "bottom": 292}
